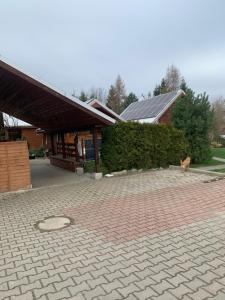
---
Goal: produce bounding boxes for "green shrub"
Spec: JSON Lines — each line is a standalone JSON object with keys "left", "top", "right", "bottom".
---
{"left": 29, "top": 146, "right": 45, "bottom": 158}
{"left": 101, "top": 122, "right": 188, "bottom": 172}
{"left": 84, "top": 160, "right": 108, "bottom": 174}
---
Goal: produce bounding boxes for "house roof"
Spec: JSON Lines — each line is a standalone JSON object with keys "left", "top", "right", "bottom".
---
{"left": 5, "top": 125, "right": 37, "bottom": 130}
{"left": 0, "top": 57, "right": 115, "bottom": 132}
{"left": 87, "top": 99, "right": 123, "bottom": 121}
{"left": 120, "top": 90, "right": 184, "bottom": 122}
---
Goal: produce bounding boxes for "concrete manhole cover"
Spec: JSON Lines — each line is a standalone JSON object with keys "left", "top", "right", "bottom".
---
{"left": 35, "top": 216, "right": 74, "bottom": 232}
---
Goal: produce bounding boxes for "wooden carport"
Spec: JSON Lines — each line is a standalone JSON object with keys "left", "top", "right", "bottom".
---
{"left": 0, "top": 58, "right": 115, "bottom": 174}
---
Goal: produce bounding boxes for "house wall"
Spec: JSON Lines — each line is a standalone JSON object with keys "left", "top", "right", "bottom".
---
{"left": 64, "top": 130, "right": 102, "bottom": 144}
{"left": 21, "top": 128, "right": 43, "bottom": 150}
{"left": 134, "top": 118, "right": 155, "bottom": 123}
{"left": 158, "top": 101, "right": 176, "bottom": 124}
{"left": 0, "top": 141, "right": 31, "bottom": 192}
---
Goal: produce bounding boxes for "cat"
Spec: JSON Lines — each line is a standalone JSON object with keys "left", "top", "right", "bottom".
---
{"left": 180, "top": 157, "right": 191, "bottom": 172}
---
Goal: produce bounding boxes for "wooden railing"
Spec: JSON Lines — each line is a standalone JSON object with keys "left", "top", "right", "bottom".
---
{"left": 56, "top": 142, "right": 83, "bottom": 161}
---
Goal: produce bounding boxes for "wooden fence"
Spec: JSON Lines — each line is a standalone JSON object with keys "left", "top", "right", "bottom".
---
{"left": 0, "top": 141, "right": 31, "bottom": 192}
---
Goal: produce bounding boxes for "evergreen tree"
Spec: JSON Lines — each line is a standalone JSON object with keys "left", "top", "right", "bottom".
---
{"left": 153, "top": 85, "right": 161, "bottom": 96}
{"left": 147, "top": 91, "right": 152, "bottom": 99}
{"left": 122, "top": 93, "right": 138, "bottom": 110}
{"left": 172, "top": 89, "right": 213, "bottom": 163}
{"left": 160, "top": 78, "right": 167, "bottom": 94}
{"left": 79, "top": 91, "right": 88, "bottom": 102}
{"left": 106, "top": 75, "right": 126, "bottom": 114}
{"left": 180, "top": 77, "right": 188, "bottom": 93}
{"left": 71, "top": 89, "right": 76, "bottom": 97}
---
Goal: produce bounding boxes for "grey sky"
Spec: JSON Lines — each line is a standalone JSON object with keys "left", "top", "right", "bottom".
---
{"left": 0, "top": 0, "right": 225, "bottom": 100}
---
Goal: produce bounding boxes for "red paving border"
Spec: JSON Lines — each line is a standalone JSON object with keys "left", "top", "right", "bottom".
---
{"left": 65, "top": 180, "right": 225, "bottom": 243}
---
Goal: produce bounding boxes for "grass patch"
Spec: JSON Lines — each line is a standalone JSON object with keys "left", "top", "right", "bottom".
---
{"left": 191, "top": 158, "right": 225, "bottom": 168}
{"left": 211, "top": 147, "right": 225, "bottom": 159}
{"left": 210, "top": 168, "right": 225, "bottom": 173}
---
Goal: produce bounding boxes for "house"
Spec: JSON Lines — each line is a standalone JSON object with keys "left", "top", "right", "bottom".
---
{"left": 63, "top": 99, "right": 122, "bottom": 160}
{"left": 5, "top": 125, "right": 44, "bottom": 150}
{"left": 87, "top": 99, "right": 123, "bottom": 121}
{"left": 0, "top": 56, "right": 116, "bottom": 192}
{"left": 120, "top": 90, "right": 185, "bottom": 124}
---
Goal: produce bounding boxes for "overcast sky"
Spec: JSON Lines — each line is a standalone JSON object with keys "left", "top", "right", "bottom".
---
{"left": 0, "top": 0, "right": 225, "bottom": 100}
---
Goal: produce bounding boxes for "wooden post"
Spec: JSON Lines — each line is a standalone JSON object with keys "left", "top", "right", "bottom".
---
{"left": 61, "top": 132, "right": 66, "bottom": 159}
{"left": 74, "top": 133, "right": 79, "bottom": 161}
{"left": 92, "top": 126, "right": 100, "bottom": 173}
{"left": 50, "top": 133, "right": 55, "bottom": 155}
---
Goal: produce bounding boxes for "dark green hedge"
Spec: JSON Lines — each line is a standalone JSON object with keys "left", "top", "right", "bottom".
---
{"left": 101, "top": 122, "right": 188, "bottom": 172}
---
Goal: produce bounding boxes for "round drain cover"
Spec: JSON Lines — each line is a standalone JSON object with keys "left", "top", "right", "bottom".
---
{"left": 35, "top": 216, "right": 73, "bottom": 232}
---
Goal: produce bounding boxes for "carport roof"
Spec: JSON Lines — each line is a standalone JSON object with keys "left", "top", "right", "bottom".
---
{"left": 0, "top": 57, "right": 115, "bottom": 132}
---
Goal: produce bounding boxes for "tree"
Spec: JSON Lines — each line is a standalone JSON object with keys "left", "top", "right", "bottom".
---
{"left": 211, "top": 96, "right": 225, "bottom": 140}
{"left": 88, "top": 87, "right": 107, "bottom": 103}
{"left": 71, "top": 89, "right": 76, "bottom": 98}
{"left": 160, "top": 78, "right": 167, "bottom": 94}
{"left": 153, "top": 84, "right": 161, "bottom": 96}
{"left": 106, "top": 75, "right": 126, "bottom": 114}
{"left": 106, "top": 85, "right": 119, "bottom": 113}
{"left": 122, "top": 93, "right": 138, "bottom": 110}
{"left": 153, "top": 65, "right": 182, "bottom": 96}
{"left": 165, "top": 64, "right": 181, "bottom": 92}
{"left": 79, "top": 91, "right": 88, "bottom": 102}
{"left": 180, "top": 77, "right": 188, "bottom": 93}
{"left": 172, "top": 89, "right": 213, "bottom": 163}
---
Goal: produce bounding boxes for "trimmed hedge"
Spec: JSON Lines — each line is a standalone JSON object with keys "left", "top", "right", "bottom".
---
{"left": 101, "top": 122, "right": 188, "bottom": 172}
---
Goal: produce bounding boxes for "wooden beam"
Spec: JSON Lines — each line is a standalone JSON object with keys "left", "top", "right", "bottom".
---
{"left": 92, "top": 126, "right": 100, "bottom": 173}
{"left": 50, "top": 133, "right": 55, "bottom": 155}
{"left": 61, "top": 133, "right": 66, "bottom": 159}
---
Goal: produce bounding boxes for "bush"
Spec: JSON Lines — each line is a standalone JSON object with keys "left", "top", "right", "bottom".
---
{"left": 84, "top": 160, "right": 108, "bottom": 174}
{"left": 101, "top": 122, "right": 188, "bottom": 172}
{"left": 29, "top": 146, "right": 45, "bottom": 158}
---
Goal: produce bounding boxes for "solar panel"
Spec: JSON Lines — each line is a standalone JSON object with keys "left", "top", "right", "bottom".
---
{"left": 121, "top": 91, "right": 179, "bottom": 120}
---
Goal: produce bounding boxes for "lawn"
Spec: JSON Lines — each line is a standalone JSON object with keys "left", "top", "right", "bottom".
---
{"left": 210, "top": 168, "right": 225, "bottom": 173}
{"left": 191, "top": 158, "right": 225, "bottom": 168}
{"left": 211, "top": 148, "right": 225, "bottom": 159}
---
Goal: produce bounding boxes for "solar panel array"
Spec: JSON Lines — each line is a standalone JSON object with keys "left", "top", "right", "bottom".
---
{"left": 120, "top": 91, "right": 178, "bottom": 120}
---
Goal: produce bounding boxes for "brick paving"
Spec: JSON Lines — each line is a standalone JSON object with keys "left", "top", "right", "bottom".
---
{"left": 1, "top": 169, "right": 225, "bottom": 299}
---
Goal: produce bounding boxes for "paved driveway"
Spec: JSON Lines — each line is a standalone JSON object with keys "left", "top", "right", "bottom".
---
{"left": 30, "top": 159, "right": 88, "bottom": 188}
{"left": 1, "top": 170, "right": 225, "bottom": 299}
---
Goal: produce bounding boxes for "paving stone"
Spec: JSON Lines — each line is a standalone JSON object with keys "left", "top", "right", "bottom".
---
{"left": 202, "top": 281, "right": 224, "bottom": 295}
{"left": 188, "top": 288, "right": 213, "bottom": 300}
{"left": 152, "top": 291, "right": 179, "bottom": 300}
{"left": 169, "top": 284, "right": 192, "bottom": 298}
{"left": 69, "top": 281, "right": 91, "bottom": 296}
{"left": 117, "top": 283, "right": 140, "bottom": 298}
{"left": 198, "top": 271, "right": 220, "bottom": 284}
{"left": 11, "top": 291, "right": 33, "bottom": 300}
{"left": 97, "top": 290, "right": 124, "bottom": 300}
{"left": 184, "top": 278, "right": 206, "bottom": 292}
{"left": 209, "top": 291, "right": 225, "bottom": 300}
{"left": 101, "top": 280, "right": 124, "bottom": 294}
{"left": 152, "top": 279, "right": 175, "bottom": 295}
{"left": 134, "top": 287, "right": 158, "bottom": 299}
{"left": 167, "top": 273, "right": 189, "bottom": 287}
{"left": 48, "top": 288, "right": 71, "bottom": 300}
{"left": 83, "top": 286, "right": 106, "bottom": 299}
